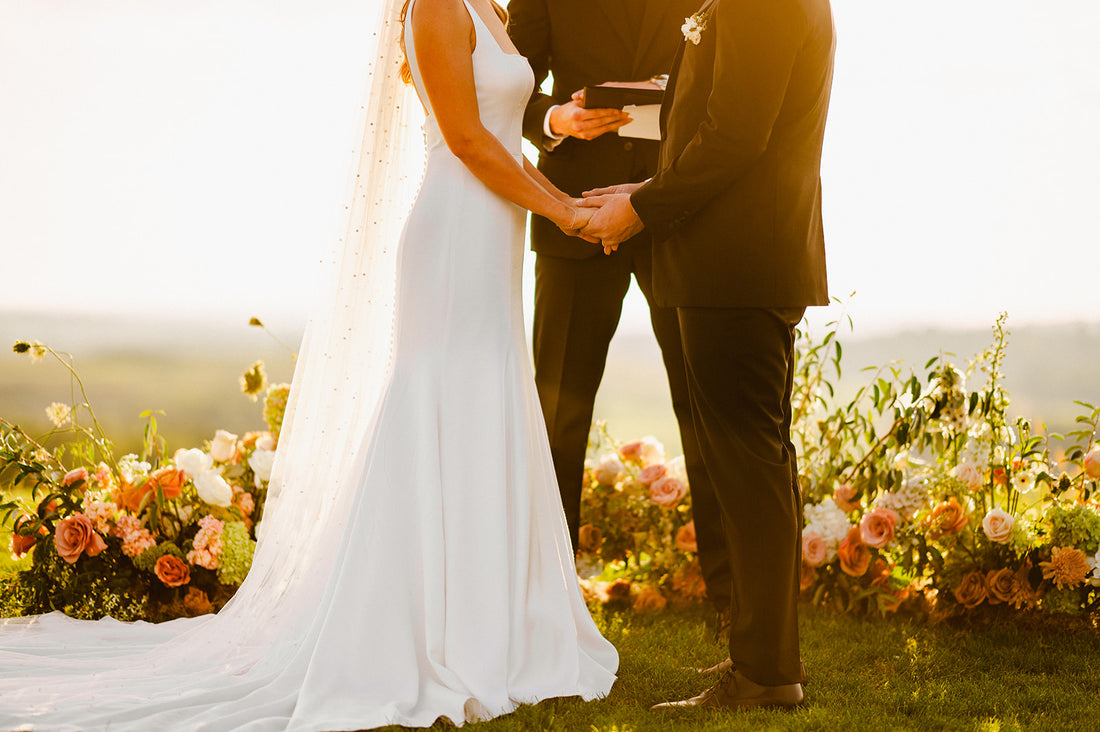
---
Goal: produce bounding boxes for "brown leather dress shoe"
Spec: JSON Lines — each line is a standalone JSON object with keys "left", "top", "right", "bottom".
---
{"left": 652, "top": 668, "right": 804, "bottom": 711}
{"left": 697, "top": 657, "right": 809, "bottom": 687}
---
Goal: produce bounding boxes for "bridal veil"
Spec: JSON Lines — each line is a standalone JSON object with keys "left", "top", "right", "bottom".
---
{"left": 0, "top": 0, "right": 431, "bottom": 728}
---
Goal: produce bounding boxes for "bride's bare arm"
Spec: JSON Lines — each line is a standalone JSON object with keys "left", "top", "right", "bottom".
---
{"left": 408, "top": 0, "right": 585, "bottom": 231}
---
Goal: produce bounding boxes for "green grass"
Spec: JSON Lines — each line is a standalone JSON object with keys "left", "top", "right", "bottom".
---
{"left": 369, "top": 605, "right": 1099, "bottom": 732}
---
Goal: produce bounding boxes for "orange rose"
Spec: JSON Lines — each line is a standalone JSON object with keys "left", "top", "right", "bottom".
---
{"left": 11, "top": 514, "right": 47, "bottom": 558}
{"left": 868, "top": 559, "right": 909, "bottom": 612}
{"left": 149, "top": 467, "right": 186, "bottom": 500}
{"left": 154, "top": 554, "right": 191, "bottom": 588}
{"left": 671, "top": 559, "right": 707, "bottom": 601}
{"left": 860, "top": 507, "right": 899, "bottom": 549}
{"left": 833, "top": 483, "right": 861, "bottom": 513}
{"left": 800, "top": 560, "right": 817, "bottom": 591}
{"left": 577, "top": 524, "right": 602, "bottom": 554}
{"left": 986, "top": 568, "right": 1016, "bottom": 605}
{"left": 53, "top": 514, "right": 108, "bottom": 564}
{"left": 604, "top": 579, "right": 632, "bottom": 604}
{"left": 649, "top": 476, "right": 687, "bottom": 509}
{"left": 632, "top": 586, "right": 668, "bottom": 613}
{"left": 115, "top": 480, "right": 154, "bottom": 513}
{"left": 675, "top": 521, "right": 698, "bottom": 553}
{"left": 925, "top": 497, "right": 968, "bottom": 540}
{"left": 954, "top": 570, "right": 987, "bottom": 609}
{"left": 837, "top": 526, "right": 871, "bottom": 577}
{"left": 62, "top": 467, "right": 88, "bottom": 489}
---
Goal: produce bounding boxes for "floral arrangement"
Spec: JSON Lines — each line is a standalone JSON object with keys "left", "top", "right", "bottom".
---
{"left": 577, "top": 313, "right": 1100, "bottom": 621}
{"left": 1, "top": 341, "right": 290, "bottom": 621}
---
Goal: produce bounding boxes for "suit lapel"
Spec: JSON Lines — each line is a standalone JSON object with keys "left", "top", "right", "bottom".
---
{"left": 631, "top": 1, "right": 676, "bottom": 77}
{"left": 592, "top": 0, "right": 636, "bottom": 57}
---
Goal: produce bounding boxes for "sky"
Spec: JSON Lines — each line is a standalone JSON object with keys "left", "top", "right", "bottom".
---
{"left": 1, "top": 0, "right": 1098, "bottom": 339}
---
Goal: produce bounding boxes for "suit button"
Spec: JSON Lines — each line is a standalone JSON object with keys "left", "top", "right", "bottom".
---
{"left": 623, "top": 141, "right": 633, "bottom": 151}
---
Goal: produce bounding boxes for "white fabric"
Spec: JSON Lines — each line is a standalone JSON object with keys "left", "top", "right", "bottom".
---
{"left": 0, "top": 0, "right": 617, "bottom": 729}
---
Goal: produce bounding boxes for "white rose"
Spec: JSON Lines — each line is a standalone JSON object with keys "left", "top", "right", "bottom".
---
{"left": 174, "top": 448, "right": 213, "bottom": 479}
{"left": 248, "top": 448, "right": 276, "bottom": 483}
{"left": 595, "top": 455, "right": 624, "bottom": 485}
{"left": 639, "top": 436, "right": 665, "bottom": 467}
{"left": 210, "top": 430, "right": 239, "bottom": 463}
{"left": 255, "top": 433, "right": 276, "bottom": 452}
{"left": 194, "top": 470, "right": 233, "bottom": 507}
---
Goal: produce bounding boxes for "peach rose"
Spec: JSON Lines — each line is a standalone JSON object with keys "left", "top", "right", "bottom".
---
{"left": 53, "top": 514, "right": 108, "bottom": 564}
{"left": 981, "top": 508, "right": 1015, "bottom": 544}
{"left": 833, "top": 483, "right": 861, "bottom": 513}
{"left": 951, "top": 462, "right": 984, "bottom": 491}
{"left": 618, "top": 436, "right": 664, "bottom": 466}
{"left": 675, "top": 521, "right": 698, "bottom": 553}
{"left": 649, "top": 476, "right": 687, "bottom": 509}
{"left": 638, "top": 463, "right": 668, "bottom": 485}
{"left": 604, "top": 578, "right": 632, "bottom": 604}
{"left": 800, "top": 560, "right": 817, "bottom": 591}
{"left": 154, "top": 554, "right": 191, "bottom": 588}
{"left": 577, "top": 524, "right": 602, "bottom": 554}
{"left": 11, "top": 514, "right": 47, "bottom": 558}
{"left": 617, "top": 440, "right": 644, "bottom": 463}
{"left": 149, "top": 466, "right": 186, "bottom": 500}
{"left": 92, "top": 462, "right": 112, "bottom": 487}
{"left": 1084, "top": 446, "right": 1100, "bottom": 480}
{"left": 209, "top": 430, "right": 239, "bottom": 463}
{"left": 860, "top": 507, "right": 899, "bottom": 549}
{"left": 62, "top": 467, "right": 88, "bottom": 489}
{"left": 986, "top": 568, "right": 1016, "bottom": 605}
{"left": 953, "top": 570, "right": 987, "bottom": 609}
{"left": 837, "top": 526, "right": 871, "bottom": 577}
{"left": 925, "top": 497, "right": 967, "bottom": 540}
{"left": 801, "top": 531, "right": 827, "bottom": 567}
{"left": 632, "top": 586, "right": 668, "bottom": 613}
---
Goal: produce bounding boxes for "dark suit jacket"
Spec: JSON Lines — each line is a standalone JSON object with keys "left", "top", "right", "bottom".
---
{"left": 630, "top": 0, "right": 835, "bottom": 307}
{"left": 508, "top": 0, "right": 702, "bottom": 259}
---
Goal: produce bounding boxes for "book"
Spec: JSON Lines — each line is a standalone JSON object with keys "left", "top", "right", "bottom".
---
{"left": 580, "top": 84, "right": 664, "bottom": 110}
{"left": 617, "top": 105, "right": 661, "bottom": 140}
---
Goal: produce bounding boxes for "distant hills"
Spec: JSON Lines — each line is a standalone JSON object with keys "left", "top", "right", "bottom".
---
{"left": 2, "top": 312, "right": 1097, "bottom": 459}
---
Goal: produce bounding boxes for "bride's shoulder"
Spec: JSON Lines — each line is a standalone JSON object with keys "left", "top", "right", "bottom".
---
{"left": 406, "top": 0, "right": 475, "bottom": 44}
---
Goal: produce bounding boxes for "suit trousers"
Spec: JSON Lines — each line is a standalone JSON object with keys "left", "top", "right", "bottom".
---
{"left": 677, "top": 306, "right": 805, "bottom": 686}
{"left": 532, "top": 245, "right": 732, "bottom": 609}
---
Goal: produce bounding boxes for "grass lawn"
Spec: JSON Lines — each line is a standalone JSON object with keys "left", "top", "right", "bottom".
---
{"left": 371, "top": 605, "right": 1099, "bottom": 732}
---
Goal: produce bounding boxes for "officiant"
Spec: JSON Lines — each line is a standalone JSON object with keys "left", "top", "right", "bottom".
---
{"left": 507, "top": 0, "right": 733, "bottom": 627}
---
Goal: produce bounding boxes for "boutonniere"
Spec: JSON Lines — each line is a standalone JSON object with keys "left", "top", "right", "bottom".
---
{"left": 681, "top": 10, "right": 710, "bottom": 45}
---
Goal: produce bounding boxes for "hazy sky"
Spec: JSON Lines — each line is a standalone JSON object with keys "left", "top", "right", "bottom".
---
{"left": 1, "top": 0, "right": 1098, "bottom": 338}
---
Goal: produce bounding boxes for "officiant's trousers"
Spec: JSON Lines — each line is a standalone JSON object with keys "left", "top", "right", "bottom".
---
{"left": 677, "top": 305, "right": 805, "bottom": 687}
{"left": 531, "top": 246, "right": 733, "bottom": 610}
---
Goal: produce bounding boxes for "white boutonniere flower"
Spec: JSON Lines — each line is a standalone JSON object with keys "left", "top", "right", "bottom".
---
{"left": 681, "top": 11, "right": 710, "bottom": 45}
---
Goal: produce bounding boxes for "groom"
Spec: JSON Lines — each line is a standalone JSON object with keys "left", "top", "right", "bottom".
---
{"left": 581, "top": 0, "right": 836, "bottom": 710}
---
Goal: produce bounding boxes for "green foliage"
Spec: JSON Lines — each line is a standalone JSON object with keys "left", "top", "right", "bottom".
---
{"left": 1045, "top": 503, "right": 1100, "bottom": 555}
{"left": 217, "top": 521, "right": 256, "bottom": 586}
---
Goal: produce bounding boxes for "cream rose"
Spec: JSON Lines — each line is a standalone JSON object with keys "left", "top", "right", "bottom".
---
{"left": 248, "top": 448, "right": 276, "bottom": 483}
{"left": 951, "top": 462, "right": 984, "bottom": 491}
{"left": 594, "top": 454, "right": 624, "bottom": 485}
{"left": 209, "top": 430, "right": 239, "bottom": 463}
{"left": 981, "top": 508, "right": 1015, "bottom": 544}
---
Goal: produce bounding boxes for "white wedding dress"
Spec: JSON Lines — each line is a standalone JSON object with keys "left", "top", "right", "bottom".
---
{"left": 0, "top": 2, "right": 618, "bottom": 729}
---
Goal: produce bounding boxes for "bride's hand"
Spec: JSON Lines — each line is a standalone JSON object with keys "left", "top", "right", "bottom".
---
{"left": 558, "top": 203, "right": 598, "bottom": 242}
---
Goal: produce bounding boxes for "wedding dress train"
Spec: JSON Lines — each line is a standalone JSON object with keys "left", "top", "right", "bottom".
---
{"left": 0, "top": 1, "right": 618, "bottom": 729}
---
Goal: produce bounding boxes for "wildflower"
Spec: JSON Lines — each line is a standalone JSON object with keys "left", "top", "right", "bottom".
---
{"left": 240, "top": 361, "right": 267, "bottom": 402}
{"left": 1040, "top": 546, "right": 1090, "bottom": 590}
{"left": 45, "top": 402, "right": 72, "bottom": 428}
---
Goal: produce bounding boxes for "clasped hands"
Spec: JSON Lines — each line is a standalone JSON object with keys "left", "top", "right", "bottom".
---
{"left": 559, "top": 182, "right": 645, "bottom": 255}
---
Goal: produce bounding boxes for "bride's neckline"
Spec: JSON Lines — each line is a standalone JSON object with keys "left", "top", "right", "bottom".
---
{"left": 463, "top": 0, "right": 524, "bottom": 58}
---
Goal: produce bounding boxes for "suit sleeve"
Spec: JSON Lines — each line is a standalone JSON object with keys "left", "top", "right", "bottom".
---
{"left": 507, "top": 0, "right": 558, "bottom": 150}
{"left": 631, "top": 0, "right": 808, "bottom": 241}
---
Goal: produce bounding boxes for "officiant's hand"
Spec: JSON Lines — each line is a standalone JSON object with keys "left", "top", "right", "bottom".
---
{"left": 549, "top": 90, "right": 631, "bottom": 141}
{"left": 579, "top": 193, "right": 644, "bottom": 254}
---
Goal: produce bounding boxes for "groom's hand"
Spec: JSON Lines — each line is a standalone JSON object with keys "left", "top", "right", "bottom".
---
{"left": 582, "top": 181, "right": 644, "bottom": 198}
{"left": 549, "top": 90, "right": 631, "bottom": 141}
{"left": 579, "top": 193, "right": 644, "bottom": 254}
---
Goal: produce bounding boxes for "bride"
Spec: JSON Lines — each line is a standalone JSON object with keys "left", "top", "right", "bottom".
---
{"left": 0, "top": 0, "right": 618, "bottom": 728}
